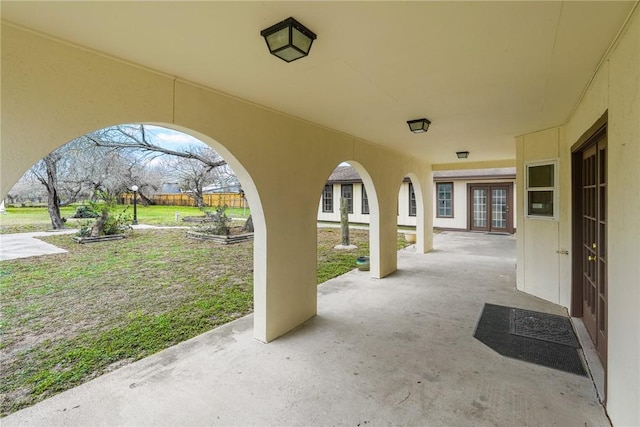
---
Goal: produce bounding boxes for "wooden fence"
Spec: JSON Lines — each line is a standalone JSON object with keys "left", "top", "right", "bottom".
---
{"left": 122, "top": 193, "right": 247, "bottom": 208}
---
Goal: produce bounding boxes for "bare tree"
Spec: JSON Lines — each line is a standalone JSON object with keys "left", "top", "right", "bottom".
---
{"left": 13, "top": 124, "right": 238, "bottom": 228}
{"left": 85, "top": 125, "right": 235, "bottom": 209}
{"left": 84, "top": 125, "right": 227, "bottom": 171}
{"left": 161, "top": 148, "right": 237, "bottom": 208}
{"left": 30, "top": 153, "right": 65, "bottom": 229}
{"left": 6, "top": 172, "right": 47, "bottom": 205}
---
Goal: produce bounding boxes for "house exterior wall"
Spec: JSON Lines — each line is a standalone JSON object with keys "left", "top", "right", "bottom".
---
{"left": 516, "top": 6, "right": 640, "bottom": 425}
{"left": 1, "top": 24, "right": 434, "bottom": 344}
{"left": 318, "top": 181, "right": 419, "bottom": 227}
{"left": 318, "top": 179, "right": 517, "bottom": 232}
{"left": 397, "top": 182, "right": 416, "bottom": 227}
{"left": 432, "top": 179, "right": 517, "bottom": 230}
{"left": 317, "top": 182, "right": 375, "bottom": 225}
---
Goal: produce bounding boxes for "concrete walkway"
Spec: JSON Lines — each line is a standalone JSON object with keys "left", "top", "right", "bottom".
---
{"left": 2, "top": 232, "right": 608, "bottom": 426}
{"left": 0, "top": 229, "right": 77, "bottom": 261}
{"left": 0, "top": 225, "right": 186, "bottom": 261}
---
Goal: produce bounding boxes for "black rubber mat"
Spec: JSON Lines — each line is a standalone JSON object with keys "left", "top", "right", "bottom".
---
{"left": 510, "top": 308, "right": 580, "bottom": 348}
{"left": 473, "top": 303, "right": 586, "bottom": 376}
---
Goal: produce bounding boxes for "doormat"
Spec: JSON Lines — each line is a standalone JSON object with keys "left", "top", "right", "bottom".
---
{"left": 510, "top": 308, "right": 580, "bottom": 348}
{"left": 473, "top": 303, "right": 586, "bottom": 376}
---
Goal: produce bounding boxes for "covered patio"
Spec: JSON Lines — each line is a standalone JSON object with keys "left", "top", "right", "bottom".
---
{"left": 1, "top": 2, "right": 638, "bottom": 424}
{"left": 2, "top": 232, "right": 607, "bottom": 426}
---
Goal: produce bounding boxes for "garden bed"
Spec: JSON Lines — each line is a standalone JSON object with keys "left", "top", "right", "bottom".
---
{"left": 181, "top": 216, "right": 214, "bottom": 223}
{"left": 72, "top": 234, "right": 126, "bottom": 244}
{"left": 186, "top": 230, "right": 253, "bottom": 244}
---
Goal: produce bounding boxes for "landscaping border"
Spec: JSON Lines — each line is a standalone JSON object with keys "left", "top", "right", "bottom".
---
{"left": 185, "top": 230, "right": 253, "bottom": 244}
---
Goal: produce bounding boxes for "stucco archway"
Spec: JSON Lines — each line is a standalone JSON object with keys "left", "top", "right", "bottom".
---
{"left": 2, "top": 24, "right": 431, "bottom": 343}
{"left": 3, "top": 121, "right": 271, "bottom": 343}
{"left": 317, "top": 161, "right": 383, "bottom": 278}
{"left": 402, "top": 172, "right": 428, "bottom": 254}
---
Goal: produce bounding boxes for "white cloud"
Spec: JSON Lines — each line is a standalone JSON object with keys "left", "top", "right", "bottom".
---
{"left": 155, "top": 132, "right": 195, "bottom": 144}
{"left": 145, "top": 125, "right": 204, "bottom": 147}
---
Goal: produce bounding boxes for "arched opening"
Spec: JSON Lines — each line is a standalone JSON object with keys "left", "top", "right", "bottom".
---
{"left": 397, "top": 172, "right": 426, "bottom": 254}
{"left": 316, "top": 161, "right": 383, "bottom": 279}
{"left": 0, "top": 123, "right": 265, "bottom": 415}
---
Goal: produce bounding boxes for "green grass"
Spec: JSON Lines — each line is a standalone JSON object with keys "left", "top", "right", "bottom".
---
{"left": 0, "top": 205, "right": 251, "bottom": 234}
{"left": 317, "top": 228, "right": 370, "bottom": 283}
{"left": 0, "top": 227, "right": 409, "bottom": 416}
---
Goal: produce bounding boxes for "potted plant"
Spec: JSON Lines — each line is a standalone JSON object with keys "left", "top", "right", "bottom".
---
{"left": 355, "top": 256, "right": 370, "bottom": 271}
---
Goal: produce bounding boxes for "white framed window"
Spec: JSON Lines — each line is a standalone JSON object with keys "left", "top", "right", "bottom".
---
{"left": 525, "top": 159, "right": 558, "bottom": 220}
{"left": 361, "top": 185, "right": 369, "bottom": 215}
{"left": 408, "top": 183, "right": 417, "bottom": 217}
{"left": 341, "top": 184, "right": 353, "bottom": 214}
{"left": 322, "top": 185, "right": 333, "bottom": 213}
{"left": 436, "top": 182, "right": 453, "bottom": 218}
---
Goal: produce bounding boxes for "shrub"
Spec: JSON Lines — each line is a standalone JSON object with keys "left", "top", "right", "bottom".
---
{"left": 75, "top": 192, "right": 133, "bottom": 237}
{"left": 101, "top": 207, "right": 132, "bottom": 235}
{"left": 72, "top": 205, "right": 100, "bottom": 219}
{"left": 196, "top": 205, "right": 230, "bottom": 235}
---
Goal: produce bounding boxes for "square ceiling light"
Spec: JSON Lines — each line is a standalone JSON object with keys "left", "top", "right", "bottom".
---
{"left": 261, "top": 17, "right": 317, "bottom": 63}
{"left": 407, "top": 118, "right": 431, "bottom": 133}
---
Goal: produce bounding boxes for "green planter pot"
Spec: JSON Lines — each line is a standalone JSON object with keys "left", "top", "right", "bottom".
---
{"left": 355, "top": 256, "right": 370, "bottom": 271}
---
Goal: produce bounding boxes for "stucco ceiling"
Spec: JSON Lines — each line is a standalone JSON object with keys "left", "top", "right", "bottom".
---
{"left": 1, "top": 1, "right": 636, "bottom": 166}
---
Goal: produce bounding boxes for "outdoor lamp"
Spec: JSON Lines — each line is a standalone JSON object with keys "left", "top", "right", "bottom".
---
{"left": 131, "top": 185, "right": 139, "bottom": 225}
{"left": 456, "top": 151, "right": 470, "bottom": 159}
{"left": 260, "top": 17, "right": 317, "bottom": 62}
{"left": 407, "top": 118, "right": 431, "bottom": 133}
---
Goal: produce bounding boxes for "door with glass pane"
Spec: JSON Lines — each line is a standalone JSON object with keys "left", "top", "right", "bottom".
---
{"left": 468, "top": 184, "right": 513, "bottom": 233}
{"left": 580, "top": 137, "right": 607, "bottom": 366}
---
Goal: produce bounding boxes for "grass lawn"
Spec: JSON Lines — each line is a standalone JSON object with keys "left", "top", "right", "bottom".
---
{"left": 0, "top": 205, "right": 251, "bottom": 234}
{"left": 0, "top": 227, "right": 409, "bottom": 416}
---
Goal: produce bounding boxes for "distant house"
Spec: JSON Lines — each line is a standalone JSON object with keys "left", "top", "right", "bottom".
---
{"left": 160, "top": 182, "right": 181, "bottom": 194}
{"left": 318, "top": 165, "right": 516, "bottom": 233}
{"left": 202, "top": 183, "right": 242, "bottom": 194}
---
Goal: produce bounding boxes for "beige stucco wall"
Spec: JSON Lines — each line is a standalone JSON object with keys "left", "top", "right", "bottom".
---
{"left": 1, "top": 24, "right": 434, "bottom": 343}
{"left": 515, "top": 128, "right": 561, "bottom": 303}
{"left": 516, "top": 6, "right": 640, "bottom": 425}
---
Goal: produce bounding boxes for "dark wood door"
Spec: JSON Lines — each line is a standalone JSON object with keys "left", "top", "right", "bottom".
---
{"left": 581, "top": 137, "right": 607, "bottom": 365}
{"left": 469, "top": 184, "right": 512, "bottom": 233}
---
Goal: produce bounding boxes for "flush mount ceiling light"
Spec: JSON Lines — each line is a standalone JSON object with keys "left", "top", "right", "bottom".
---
{"left": 260, "top": 17, "right": 317, "bottom": 63}
{"left": 456, "top": 151, "right": 470, "bottom": 159}
{"left": 407, "top": 118, "right": 431, "bottom": 133}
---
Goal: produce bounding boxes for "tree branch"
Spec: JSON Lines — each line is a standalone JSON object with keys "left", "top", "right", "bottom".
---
{"left": 84, "top": 129, "right": 227, "bottom": 171}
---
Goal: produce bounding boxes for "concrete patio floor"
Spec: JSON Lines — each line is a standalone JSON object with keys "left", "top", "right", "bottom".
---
{"left": 3, "top": 231, "right": 608, "bottom": 426}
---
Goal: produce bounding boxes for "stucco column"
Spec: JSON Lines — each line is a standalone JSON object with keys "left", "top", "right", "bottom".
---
{"left": 253, "top": 208, "right": 318, "bottom": 342}
{"left": 375, "top": 186, "right": 399, "bottom": 278}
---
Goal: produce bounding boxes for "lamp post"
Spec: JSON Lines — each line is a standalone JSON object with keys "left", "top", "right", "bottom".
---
{"left": 131, "top": 185, "right": 139, "bottom": 225}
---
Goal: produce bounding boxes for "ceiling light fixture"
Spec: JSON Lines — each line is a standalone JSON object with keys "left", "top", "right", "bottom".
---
{"left": 260, "top": 17, "right": 317, "bottom": 63}
{"left": 407, "top": 118, "right": 431, "bottom": 133}
{"left": 456, "top": 151, "right": 470, "bottom": 159}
